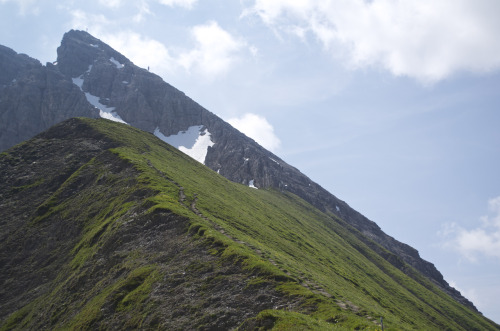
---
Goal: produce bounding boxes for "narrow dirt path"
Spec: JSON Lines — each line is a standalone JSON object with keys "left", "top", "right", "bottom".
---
{"left": 146, "top": 160, "right": 355, "bottom": 310}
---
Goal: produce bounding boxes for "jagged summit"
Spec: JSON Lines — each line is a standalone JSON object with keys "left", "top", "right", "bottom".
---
{"left": 57, "top": 29, "right": 132, "bottom": 78}
{"left": 0, "top": 45, "right": 41, "bottom": 85}
{"left": 0, "top": 30, "right": 478, "bottom": 315}
{"left": 0, "top": 40, "right": 98, "bottom": 152}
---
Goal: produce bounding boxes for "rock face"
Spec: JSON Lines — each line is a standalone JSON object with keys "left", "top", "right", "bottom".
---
{"left": 0, "top": 45, "right": 98, "bottom": 151}
{"left": 0, "top": 30, "right": 476, "bottom": 311}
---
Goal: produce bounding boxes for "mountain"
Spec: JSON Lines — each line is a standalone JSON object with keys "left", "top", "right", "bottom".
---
{"left": 0, "top": 44, "right": 98, "bottom": 151}
{"left": 1, "top": 117, "right": 498, "bottom": 330}
{"left": 0, "top": 30, "right": 493, "bottom": 327}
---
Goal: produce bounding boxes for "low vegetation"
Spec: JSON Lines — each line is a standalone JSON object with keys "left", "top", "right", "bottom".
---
{"left": 1, "top": 118, "right": 498, "bottom": 330}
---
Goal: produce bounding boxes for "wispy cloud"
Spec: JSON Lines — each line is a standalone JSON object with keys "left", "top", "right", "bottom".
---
{"left": 177, "top": 21, "right": 251, "bottom": 77}
{"left": 0, "top": 0, "right": 39, "bottom": 15}
{"left": 449, "top": 280, "right": 481, "bottom": 307}
{"left": 133, "top": 1, "right": 152, "bottom": 23}
{"left": 102, "top": 31, "right": 175, "bottom": 74}
{"left": 156, "top": 0, "right": 197, "bottom": 9}
{"left": 68, "top": 10, "right": 172, "bottom": 72}
{"left": 67, "top": 10, "right": 252, "bottom": 79}
{"left": 228, "top": 113, "right": 281, "bottom": 152}
{"left": 98, "top": 0, "right": 122, "bottom": 9}
{"left": 69, "top": 10, "right": 111, "bottom": 36}
{"left": 244, "top": 0, "right": 500, "bottom": 83}
{"left": 442, "top": 196, "right": 500, "bottom": 261}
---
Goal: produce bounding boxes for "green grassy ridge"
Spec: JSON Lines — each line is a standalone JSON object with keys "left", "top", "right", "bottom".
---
{"left": 2, "top": 117, "right": 496, "bottom": 330}
{"left": 3, "top": 118, "right": 303, "bottom": 329}
{"left": 78, "top": 118, "right": 496, "bottom": 330}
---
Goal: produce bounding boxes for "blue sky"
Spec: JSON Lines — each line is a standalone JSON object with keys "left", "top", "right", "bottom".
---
{"left": 1, "top": 0, "right": 500, "bottom": 323}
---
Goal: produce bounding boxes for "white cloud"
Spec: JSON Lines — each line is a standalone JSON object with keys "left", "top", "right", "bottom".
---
{"left": 245, "top": 0, "right": 500, "bottom": 83}
{"left": 69, "top": 10, "right": 111, "bottom": 36}
{"left": 69, "top": 12, "right": 170, "bottom": 72}
{"left": 228, "top": 113, "right": 281, "bottom": 152}
{"left": 449, "top": 281, "right": 481, "bottom": 307}
{"left": 67, "top": 12, "right": 250, "bottom": 78}
{"left": 102, "top": 31, "right": 175, "bottom": 74}
{"left": 442, "top": 196, "right": 500, "bottom": 261}
{"left": 69, "top": 10, "right": 172, "bottom": 72}
{"left": 98, "top": 0, "right": 122, "bottom": 8}
{"left": 1, "top": 0, "right": 39, "bottom": 15}
{"left": 178, "top": 21, "right": 249, "bottom": 77}
{"left": 133, "top": 0, "right": 152, "bottom": 23}
{"left": 157, "top": 0, "right": 197, "bottom": 9}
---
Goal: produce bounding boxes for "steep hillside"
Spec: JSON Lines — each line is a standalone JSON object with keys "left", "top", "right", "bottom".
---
{"left": 0, "top": 31, "right": 476, "bottom": 309}
{"left": 1, "top": 118, "right": 497, "bottom": 330}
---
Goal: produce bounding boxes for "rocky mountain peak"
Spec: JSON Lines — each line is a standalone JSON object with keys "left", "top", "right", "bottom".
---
{"left": 57, "top": 29, "right": 130, "bottom": 78}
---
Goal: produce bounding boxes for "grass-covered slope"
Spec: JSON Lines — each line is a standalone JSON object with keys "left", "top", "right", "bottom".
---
{"left": 0, "top": 118, "right": 498, "bottom": 330}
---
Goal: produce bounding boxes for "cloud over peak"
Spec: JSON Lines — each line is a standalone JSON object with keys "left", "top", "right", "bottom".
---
{"left": 68, "top": 11, "right": 252, "bottom": 79}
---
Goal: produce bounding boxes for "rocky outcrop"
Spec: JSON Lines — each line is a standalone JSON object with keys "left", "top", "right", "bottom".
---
{"left": 0, "top": 30, "right": 476, "bottom": 312}
{"left": 0, "top": 45, "right": 98, "bottom": 151}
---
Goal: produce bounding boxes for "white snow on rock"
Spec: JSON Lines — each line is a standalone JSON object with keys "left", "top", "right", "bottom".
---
{"left": 90, "top": 44, "right": 99, "bottom": 48}
{"left": 122, "top": 81, "right": 129, "bottom": 84}
{"left": 72, "top": 75, "right": 84, "bottom": 89}
{"left": 248, "top": 179, "right": 258, "bottom": 189}
{"left": 154, "top": 125, "right": 214, "bottom": 164}
{"left": 110, "top": 57, "right": 124, "bottom": 69}
{"left": 71, "top": 64, "right": 92, "bottom": 89}
{"left": 269, "top": 157, "right": 280, "bottom": 165}
{"left": 84, "top": 93, "right": 127, "bottom": 124}
{"left": 336, "top": 205, "right": 340, "bottom": 212}
{"left": 71, "top": 64, "right": 127, "bottom": 125}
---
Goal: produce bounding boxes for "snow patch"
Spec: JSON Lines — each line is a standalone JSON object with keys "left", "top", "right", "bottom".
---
{"left": 110, "top": 57, "right": 124, "bottom": 69}
{"left": 244, "top": 157, "right": 249, "bottom": 162}
{"left": 84, "top": 92, "right": 127, "bottom": 124}
{"left": 269, "top": 157, "right": 280, "bottom": 165}
{"left": 336, "top": 205, "right": 340, "bottom": 212}
{"left": 122, "top": 81, "right": 129, "bottom": 84}
{"left": 72, "top": 76, "right": 84, "bottom": 89}
{"left": 90, "top": 44, "right": 99, "bottom": 48}
{"left": 71, "top": 64, "right": 92, "bottom": 89}
{"left": 71, "top": 65, "right": 127, "bottom": 125}
{"left": 154, "top": 126, "right": 214, "bottom": 164}
{"left": 248, "top": 179, "right": 258, "bottom": 189}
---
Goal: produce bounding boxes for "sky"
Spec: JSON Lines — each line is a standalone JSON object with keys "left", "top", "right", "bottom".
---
{"left": 1, "top": 0, "right": 499, "bottom": 323}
